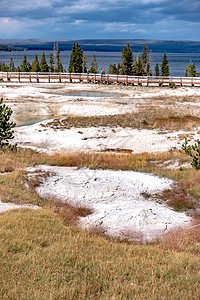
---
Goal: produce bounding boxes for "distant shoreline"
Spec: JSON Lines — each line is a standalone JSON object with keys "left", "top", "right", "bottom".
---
{"left": 1, "top": 39, "right": 200, "bottom": 53}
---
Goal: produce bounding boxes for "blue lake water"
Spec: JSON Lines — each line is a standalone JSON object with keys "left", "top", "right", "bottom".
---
{"left": 0, "top": 50, "right": 200, "bottom": 77}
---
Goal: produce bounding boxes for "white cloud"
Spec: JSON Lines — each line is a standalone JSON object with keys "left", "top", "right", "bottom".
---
{"left": 0, "top": 18, "right": 24, "bottom": 37}
{"left": 101, "top": 22, "right": 147, "bottom": 34}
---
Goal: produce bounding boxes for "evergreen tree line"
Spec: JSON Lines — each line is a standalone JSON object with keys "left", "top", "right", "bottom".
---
{"left": 108, "top": 45, "right": 170, "bottom": 77}
{"left": 0, "top": 44, "right": 64, "bottom": 73}
{"left": 0, "top": 42, "right": 199, "bottom": 77}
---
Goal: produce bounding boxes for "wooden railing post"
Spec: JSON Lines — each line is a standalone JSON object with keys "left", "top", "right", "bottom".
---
{"left": 126, "top": 75, "right": 128, "bottom": 85}
{"left": 2, "top": 72, "right": 199, "bottom": 87}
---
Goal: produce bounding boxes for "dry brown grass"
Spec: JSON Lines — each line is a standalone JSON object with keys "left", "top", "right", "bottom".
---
{"left": 153, "top": 115, "right": 200, "bottom": 131}
{"left": 45, "top": 196, "right": 92, "bottom": 225}
{"left": 0, "top": 208, "right": 199, "bottom": 300}
{"left": 42, "top": 105, "right": 200, "bottom": 131}
{"left": 162, "top": 219, "right": 200, "bottom": 253}
{"left": 159, "top": 184, "right": 196, "bottom": 211}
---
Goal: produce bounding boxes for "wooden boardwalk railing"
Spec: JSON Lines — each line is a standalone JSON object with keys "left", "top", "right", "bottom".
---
{"left": 0, "top": 72, "right": 200, "bottom": 87}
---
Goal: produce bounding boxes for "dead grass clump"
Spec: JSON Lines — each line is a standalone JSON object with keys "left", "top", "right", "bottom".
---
{"left": 45, "top": 197, "right": 92, "bottom": 225}
{"left": 0, "top": 150, "right": 23, "bottom": 172}
{"left": 153, "top": 115, "right": 200, "bottom": 131}
{"left": 177, "top": 96, "right": 199, "bottom": 103}
{"left": 26, "top": 171, "right": 53, "bottom": 191}
{"left": 162, "top": 220, "right": 200, "bottom": 253}
{"left": 119, "top": 229, "right": 145, "bottom": 244}
{"left": 0, "top": 159, "right": 15, "bottom": 173}
{"left": 26, "top": 174, "right": 46, "bottom": 190}
{"left": 160, "top": 184, "right": 196, "bottom": 211}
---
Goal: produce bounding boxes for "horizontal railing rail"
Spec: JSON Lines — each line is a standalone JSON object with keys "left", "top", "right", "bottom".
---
{"left": 0, "top": 72, "right": 200, "bottom": 87}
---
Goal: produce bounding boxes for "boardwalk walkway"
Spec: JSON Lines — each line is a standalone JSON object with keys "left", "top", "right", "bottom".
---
{"left": 0, "top": 72, "right": 200, "bottom": 87}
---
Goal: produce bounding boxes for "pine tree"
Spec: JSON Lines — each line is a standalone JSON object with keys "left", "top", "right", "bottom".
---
{"left": 134, "top": 56, "right": 144, "bottom": 76}
{"left": 20, "top": 55, "right": 29, "bottom": 72}
{"left": 0, "top": 98, "right": 16, "bottom": 150}
{"left": 155, "top": 63, "right": 160, "bottom": 76}
{"left": 49, "top": 53, "right": 54, "bottom": 72}
{"left": 54, "top": 45, "right": 63, "bottom": 72}
{"left": 141, "top": 45, "right": 150, "bottom": 75}
{"left": 55, "top": 45, "right": 60, "bottom": 71}
{"left": 108, "top": 63, "right": 118, "bottom": 74}
{"left": 74, "top": 43, "right": 83, "bottom": 73}
{"left": 68, "top": 43, "right": 83, "bottom": 73}
{"left": 121, "top": 43, "right": 134, "bottom": 75}
{"left": 1, "top": 62, "right": 9, "bottom": 72}
{"left": 68, "top": 43, "right": 76, "bottom": 73}
{"left": 161, "top": 53, "right": 170, "bottom": 76}
{"left": 9, "top": 58, "right": 15, "bottom": 72}
{"left": 40, "top": 52, "right": 49, "bottom": 72}
{"left": 90, "top": 55, "right": 98, "bottom": 73}
{"left": 117, "top": 62, "right": 123, "bottom": 75}
{"left": 185, "top": 61, "right": 197, "bottom": 77}
{"left": 31, "top": 54, "right": 41, "bottom": 72}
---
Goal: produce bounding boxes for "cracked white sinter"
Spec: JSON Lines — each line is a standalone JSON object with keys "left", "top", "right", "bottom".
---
{"left": 28, "top": 165, "right": 191, "bottom": 242}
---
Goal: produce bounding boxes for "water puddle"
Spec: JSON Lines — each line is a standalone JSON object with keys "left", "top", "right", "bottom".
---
{"left": 15, "top": 116, "right": 52, "bottom": 127}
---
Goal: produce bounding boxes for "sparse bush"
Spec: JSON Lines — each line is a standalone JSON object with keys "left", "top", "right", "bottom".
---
{"left": 182, "top": 138, "right": 200, "bottom": 169}
{"left": 169, "top": 82, "right": 176, "bottom": 89}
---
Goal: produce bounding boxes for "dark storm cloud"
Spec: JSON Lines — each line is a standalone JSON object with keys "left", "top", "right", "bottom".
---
{"left": 157, "top": 0, "right": 200, "bottom": 23}
{"left": 0, "top": 0, "right": 199, "bottom": 39}
{"left": 0, "top": 0, "right": 199, "bottom": 23}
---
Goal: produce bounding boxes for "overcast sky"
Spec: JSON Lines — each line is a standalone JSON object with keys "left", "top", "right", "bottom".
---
{"left": 0, "top": 0, "right": 200, "bottom": 41}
